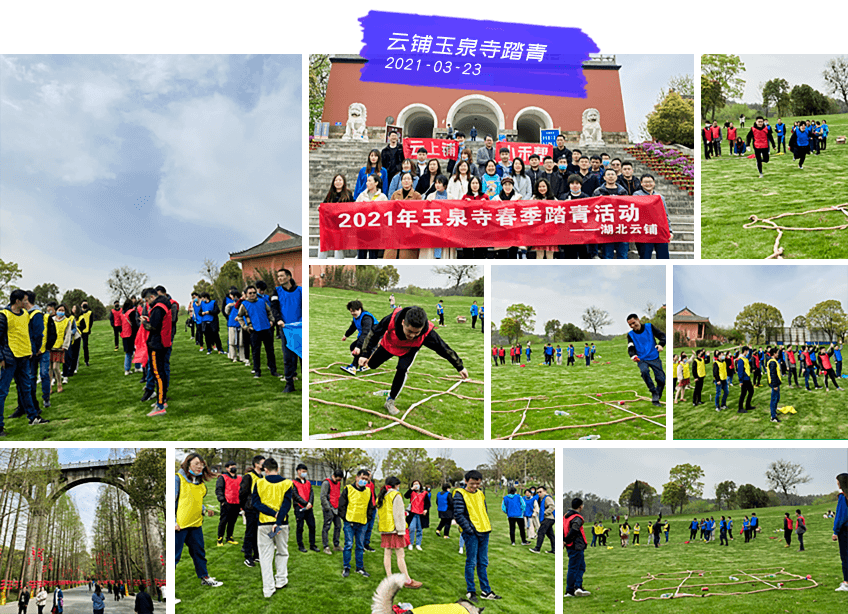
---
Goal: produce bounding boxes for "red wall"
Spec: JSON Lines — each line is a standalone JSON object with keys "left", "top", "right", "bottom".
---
{"left": 237, "top": 250, "right": 303, "bottom": 283}
{"left": 323, "top": 61, "right": 627, "bottom": 133}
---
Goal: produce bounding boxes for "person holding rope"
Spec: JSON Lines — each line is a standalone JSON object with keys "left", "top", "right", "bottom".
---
{"left": 351, "top": 306, "right": 469, "bottom": 416}
{"left": 340, "top": 300, "right": 376, "bottom": 376}
{"left": 626, "top": 313, "right": 665, "bottom": 407}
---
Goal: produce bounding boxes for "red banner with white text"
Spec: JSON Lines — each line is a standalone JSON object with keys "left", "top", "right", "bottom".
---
{"left": 319, "top": 195, "right": 670, "bottom": 251}
{"left": 402, "top": 138, "right": 553, "bottom": 162}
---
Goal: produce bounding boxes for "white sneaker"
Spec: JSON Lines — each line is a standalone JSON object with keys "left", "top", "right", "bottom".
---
{"left": 575, "top": 588, "right": 591, "bottom": 596}
{"left": 459, "top": 547, "right": 463, "bottom": 554}
{"left": 408, "top": 544, "right": 413, "bottom": 550}
{"left": 62, "top": 377, "right": 68, "bottom": 384}
{"left": 415, "top": 545, "right": 423, "bottom": 551}
{"left": 836, "top": 582, "right": 848, "bottom": 592}
{"left": 174, "top": 599, "right": 181, "bottom": 605}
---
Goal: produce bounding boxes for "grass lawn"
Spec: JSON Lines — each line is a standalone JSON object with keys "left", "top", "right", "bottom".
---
{"left": 308, "top": 288, "right": 484, "bottom": 440}
{"left": 563, "top": 500, "right": 846, "bottom": 613}
{"left": 671, "top": 346, "right": 847, "bottom": 440}
{"left": 491, "top": 338, "right": 666, "bottom": 440}
{"left": 1, "top": 325, "right": 301, "bottom": 441}
{"left": 700, "top": 112, "right": 848, "bottom": 259}
{"left": 176, "top": 486, "right": 554, "bottom": 614}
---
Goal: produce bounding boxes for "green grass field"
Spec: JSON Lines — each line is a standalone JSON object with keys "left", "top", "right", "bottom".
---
{"left": 563, "top": 500, "right": 846, "bottom": 613}
{"left": 308, "top": 288, "right": 484, "bottom": 440}
{"left": 1, "top": 325, "right": 301, "bottom": 440}
{"left": 490, "top": 338, "right": 666, "bottom": 440}
{"left": 671, "top": 347, "right": 847, "bottom": 440}
{"left": 700, "top": 113, "right": 848, "bottom": 259}
{"left": 176, "top": 486, "right": 554, "bottom": 614}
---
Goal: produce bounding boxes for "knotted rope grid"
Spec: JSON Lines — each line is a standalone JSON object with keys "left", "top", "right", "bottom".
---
{"left": 628, "top": 567, "right": 817, "bottom": 601}
{"left": 743, "top": 203, "right": 848, "bottom": 259}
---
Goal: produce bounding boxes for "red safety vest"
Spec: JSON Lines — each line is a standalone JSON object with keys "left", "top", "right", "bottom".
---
{"left": 710, "top": 126, "right": 721, "bottom": 139}
{"left": 111, "top": 308, "right": 122, "bottom": 327}
{"left": 752, "top": 125, "right": 769, "bottom": 149}
{"left": 492, "top": 347, "right": 498, "bottom": 357}
{"left": 727, "top": 127, "right": 737, "bottom": 141}
{"left": 409, "top": 490, "right": 426, "bottom": 514}
{"left": 293, "top": 479, "right": 312, "bottom": 506}
{"left": 324, "top": 478, "right": 341, "bottom": 508}
{"left": 821, "top": 353, "right": 832, "bottom": 370}
{"left": 150, "top": 302, "right": 173, "bottom": 348}
{"left": 564, "top": 511, "right": 586, "bottom": 547}
{"left": 379, "top": 308, "right": 433, "bottom": 356}
{"left": 223, "top": 474, "right": 241, "bottom": 505}
{"left": 499, "top": 348, "right": 505, "bottom": 357}
{"left": 120, "top": 311, "right": 133, "bottom": 338}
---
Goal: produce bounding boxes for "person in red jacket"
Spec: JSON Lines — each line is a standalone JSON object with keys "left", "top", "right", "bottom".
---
{"left": 215, "top": 461, "right": 242, "bottom": 546}
{"left": 292, "top": 463, "right": 319, "bottom": 553}
{"left": 745, "top": 116, "right": 777, "bottom": 178}
{"left": 353, "top": 306, "right": 469, "bottom": 416}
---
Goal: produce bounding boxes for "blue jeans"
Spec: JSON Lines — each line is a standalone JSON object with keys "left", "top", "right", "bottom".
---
{"left": 38, "top": 353, "right": 50, "bottom": 404}
{"left": 409, "top": 514, "right": 423, "bottom": 546}
{"left": 804, "top": 365, "right": 819, "bottom": 389}
{"left": 770, "top": 386, "right": 780, "bottom": 418}
{"left": 17, "top": 354, "right": 40, "bottom": 410}
{"left": 601, "top": 242, "right": 629, "bottom": 259}
{"left": 837, "top": 360, "right": 842, "bottom": 378}
{"left": 566, "top": 548, "right": 586, "bottom": 594}
{"left": 364, "top": 514, "right": 375, "bottom": 548}
{"left": 176, "top": 527, "right": 208, "bottom": 579}
{"left": 0, "top": 353, "right": 37, "bottom": 429}
{"left": 715, "top": 380, "right": 728, "bottom": 408}
{"left": 637, "top": 357, "right": 665, "bottom": 396}
{"left": 124, "top": 352, "right": 133, "bottom": 372}
{"left": 838, "top": 528, "right": 848, "bottom": 583}
{"left": 463, "top": 531, "right": 491, "bottom": 594}
{"left": 343, "top": 521, "right": 366, "bottom": 570}
{"left": 590, "top": 533, "right": 597, "bottom": 546}
{"left": 637, "top": 243, "right": 670, "bottom": 259}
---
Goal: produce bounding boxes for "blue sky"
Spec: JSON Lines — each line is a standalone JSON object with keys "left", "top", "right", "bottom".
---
{"left": 563, "top": 448, "right": 848, "bottom": 501}
{"left": 673, "top": 265, "right": 848, "bottom": 328}
{"left": 492, "top": 265, "right": 666, "bottom": 335}
{"left": 1, "top": 54, "right": 301, "bottom": 303}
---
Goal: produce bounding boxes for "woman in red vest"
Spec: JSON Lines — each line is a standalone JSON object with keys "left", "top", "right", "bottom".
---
{"left": 352, "top": 306, "right": 469, "bottom": 416}
{"left": 405, "top": 480, "right": 428, "bottom": 551}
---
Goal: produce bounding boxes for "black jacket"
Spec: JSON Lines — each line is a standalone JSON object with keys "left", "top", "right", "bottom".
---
{"left": 239, "top": 469, "right": 263, "bottom": 511}
{"left": 134, "top": 590, "right": 154, "bottom": 614}
{"left": 143, "top": 296, "right": 171, "bottom": 351}
{"left": 564, "top": 509, "right": 586, "bottom": 551}
{"left": 344, "top": 313, "right": 374, "bottom": 338}
{"left": 381, "top": 144, "right": 405, "bottom": 181}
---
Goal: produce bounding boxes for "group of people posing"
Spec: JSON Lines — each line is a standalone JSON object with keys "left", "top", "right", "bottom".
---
{"left": 492, "top": 342, "right": 595, "bottom": 367}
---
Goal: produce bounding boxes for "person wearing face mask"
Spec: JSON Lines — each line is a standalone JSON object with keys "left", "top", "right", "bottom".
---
{"left": 338, "top": 469, "right": 376, "bottom": 579}
{"left": 239, "top": 455, "right": 266, "bottom": 567}
{"left": 175, "top": 453, "right": 223, "bottom": 593}
{"left": 0, "top": 291, "right": 41, "bottom": 434}
{"left": 49, "top": 303, "right": 73, "bottom": 396}
{"left": 292, "top": 463, "right": 319, "bottom": 553}
{"left": 215, "top": 461, "right": 242, "bottom": 547}
{"left": 378, "top": 476, "right": 423, "bottom": 589}
{"left": 405, "top": 480, "right": 427, "bottom": 551}
{"left": 321, "top": 469, "right": 345, "bottom": 554}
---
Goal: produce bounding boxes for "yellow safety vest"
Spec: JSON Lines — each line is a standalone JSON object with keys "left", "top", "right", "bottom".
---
{"left": 176, "top": 472, "right": 206, "bottom": 529}
{"left": 39, "top": 311, "right": 49, "bottom": 354}
{"left": 682, "top": 362, "right": 690, "bottom": 379}
{"left": 717, "top": 361, "right": 727, "bottom": 381}
{"left": 344, "top": 485, "right": 371, "bottom": 524}
{"left": 767, "top": 357, "right": 781, "bottom": 384}
{"left": 634, "top": 525, "right": 640, "bottom": 534}
{"left": 741, "top": 356, "right": 751, "bottom": 376}
{"left": 413, "top": 605, "right": 471, "bottom": 614}
{"left": 378, "top": 489, "right": 401, "bottom": 532}
{"left": 694, "top": 358, "right": 706, "bottom": 377}
{"left": 0, "top": 308, "right": 32, "bottom": 358}
{"left": 594, "top": 525, "right": 603, "bottom": 535}
{"left": 53, "top": 317, "right": 71, "bottom": 350}
{"left": 456, "top": 488, "right": 491, "bottom": 533}
{"left": 78, "top": 310, "right": 93, "bottom": 334}
{"left": 254, "top": 477, "right": 293, "bottom": 524}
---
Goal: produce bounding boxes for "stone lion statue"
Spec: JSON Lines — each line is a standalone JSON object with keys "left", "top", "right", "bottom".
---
{"left": 579, "top": 108, "right": 604, "bottom": 146}
{"left": 342, "top": 102, "right": 368, "bottom": 140}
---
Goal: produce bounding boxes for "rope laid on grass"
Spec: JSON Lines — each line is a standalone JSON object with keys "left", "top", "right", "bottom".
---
{"left": 507, "top": 399, "right": 532, "bottom": 440}
{"left": 493, "top": 413, "right": 666, "bottom": 440}
{"left": 308, "top": 398, "right": 449, "bottom": 440}
{"left": 628, "top": 567, "right": 818, "bottom": 601}
{"left": 743, "top": 203, "right": 848, "bottom": 259}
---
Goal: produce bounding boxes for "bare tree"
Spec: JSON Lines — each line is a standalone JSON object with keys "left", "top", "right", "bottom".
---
{"left": 765, "top": 459, "right": 811, "bottom": 504}
{"left": 645, "top": 302, "right": 657, "bottom": 319}
{"left": 432, "top": 265, "right": 479, "bottom": 290}
{"left": 486, "top": 449, "right": 511, "bottom": 487}
{"left": 823, "top": 56, "right": 848, "bottom": 108}
{"left": 107, "top": 266, "right": 149, "bottom": 302}
{"left": 582, "top": 306, "right": 613, "bottom": 335}
{"left": 200, "top": 258, "right": 221, "bottom": 285}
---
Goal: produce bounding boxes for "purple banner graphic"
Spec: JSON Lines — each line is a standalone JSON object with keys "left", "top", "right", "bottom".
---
{"left": 359, "top": 11, "right": 599, "bottom": 97}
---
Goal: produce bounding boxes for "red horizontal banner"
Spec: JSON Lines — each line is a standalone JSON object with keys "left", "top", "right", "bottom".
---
{"left": 319, "top": 195, "right": 670, "bottom": 250}
{"left": 402, "top": 137, "right": 553, "bottom": 162}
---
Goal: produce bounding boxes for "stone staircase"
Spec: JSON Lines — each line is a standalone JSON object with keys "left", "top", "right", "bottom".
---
{"left": 309, "top": 139, "right": 694, "bottom": 259}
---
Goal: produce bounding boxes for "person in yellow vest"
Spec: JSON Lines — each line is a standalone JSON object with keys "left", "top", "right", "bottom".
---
{"left": 77, "top": 301, "right": 93, "bottom": 367}
{"left": 674, "top": 353, "right": 689, "bottom": 404}
{"left": 453, "top": 469, "right": 501, "bottom": 603}
{"left": 63, "top": 305, "right": 82, "bottom": 379}
{"left": 691, "top": 349, "right": 708, "bottom": 406}
{"left": 10, "top": 290, "right": 47, "bottom": 419}
{"left": 49, "top": 304, "right": 73, "bottom": 394}
{"left": 251, "top": 457, "right": 294, "bottom": 598}
{"left": 633, "top": 522, "right": 640, "bottom": 545}
{"left": 713, "top": 350, "right": 729, "bottom": 410}
{"left": 175, "top": 453, "right": 223, "bottom": 590}
{"left": 766, "top": 347, "right": 782, "bottom": 423}
{"left": 736, "top": 347, "right": 755, "bottom": 414}
{"left": 593, "top": 522, "right": 604, "bottom": 547}
{"left": 338, "top": 468, "right": 376, "bottom": 578}
{"left": 37, "top": 301, "right": 57, "bottom": 410}
{"left": 377, "top": 476, "right": 422, "bottom": 589}
{"left": 0, "top": 289, "right": 46, "bottom": 435}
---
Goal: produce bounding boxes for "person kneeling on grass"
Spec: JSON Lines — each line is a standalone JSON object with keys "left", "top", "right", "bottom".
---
{"left": 341, "top": 300, "right": 376, "bottom": 375}
{"left": 352, "top": 306, "right": 469, "bottom": 416}
{"left": 378, "top": 476, "right": 423, "bottom": 589}
{"left": 454, "top": 469, "right": 501, "bottom": 603}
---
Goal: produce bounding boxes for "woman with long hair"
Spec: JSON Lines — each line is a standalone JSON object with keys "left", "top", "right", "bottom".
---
{"left": 354, "top": 173, "right": 389, "bottom": 260}
{"left": 50, "top": 303, "right": 73, "bottom": 393}
{"left": 387, "top": 173, "right": 422, "bottom": 260}
{"left": 481, "top": 159, "right": 501, "bottom": 199}
{"left": 175, "top": 453, "right": 223, "bottom": 594}
{"left": 509, "top": 157, "right": 532, "bottom": 199}
{"left": 353, "top": 149, "right": 388, "bottom": 199}
{"left": 492, "top": 176, "right": 520, "bottom": 259}
{"left": 387, "top": 158, "right": 419, "bottom": 195}
{"left": 447, "top": 159, "right": 471, "bottom": 200}
{"left": 529, "top": 178, "right": 558, "bottom": 259}
{"left": 91, "top": 584, "right": 104, "bottom": 614}
{"left": 120, "top": 299, "right": 139, "bottom": 375}
{"left": 404, "top": 479, "right": 428, "bottom": 551}
{"left": 319, "top": 174, "right": 353, "bottom": 259}
{"left": 423, "top": 174, "right": 454, "bottom": 259}
{"left": 461, "top": 176, "right": 489, "bottom": 259}
{"left": 416, "top": 158, "right": 442, "bottom": 198}
{"left": 378, "top": 476, "right": 422, "bottom": 589}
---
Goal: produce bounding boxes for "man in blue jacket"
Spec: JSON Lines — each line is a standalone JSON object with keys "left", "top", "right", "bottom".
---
{"left": 469, "top": 301, "right": 479, "bottom": 329}
{"left": 750, "top": 512, "right": 759, "bottom": 539}
{"left": 271, "top": 268, "right": 303, "bottom": 393}
{"left": 627, "top": 314, "right": 665, "bottom": 406}
{"left": 832, "top": 343, "right": 843, "bottom": 379}
{"left": 501, "top": 486, "right": 529, "bottom": 545}
{"left": 775, "top": 119, "right": 787, "bottom": 153}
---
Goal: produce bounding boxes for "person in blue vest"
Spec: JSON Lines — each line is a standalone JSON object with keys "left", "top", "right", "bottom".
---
{"left": 529, "top": 485, "right": 555, "bottom": 554}
{"left": 832, "top": 342, "right": 843, "bottom": 379}
{"left": 270, "top": 268, "right": 302, "bottom": 393}
{"left": 479, "top": 305, "right": 484, "bottom": 332}
{"left": 743, "top": 516, "right": 751, "bottom": 542}
{"left": 750, "top": 512, "right": 759, "bottom": 539}
{"left": 543, "top": 343, "right": 554, "bottom": 366}
{"left": 191, "top": 294, "right": 203, "bottom": 347}
{"left": 834, "top": 473, "right": 848, "bottom": 592}
{"left": 626, "top": 314, "right": 666, "bottom": 407}
{"left": 469, "top": 301, "right": 479, "bottom": 329}
{"left": 436, "top": 300, "right": 445, "bottom": 326}
{"left": 567, "top": 344, "right": 575, "bottom": 366}
{"left": 435, "top": 483, "right": 454, "bottom": 538}
{"left": 688, "top": 517, "right": 698, "bottom": 540}
{"left": 774, "top": 118, "right": 787, "bottom": 154}
{"left": 590, "top": 343, "right": 596, "bottom": 361}
{"left": 583, "top": 343, "right": 591, "bottom": 366}
{"left": 788, "top": 121, "right": 811, "bottom": 169}
{"left": 237, "top": 286, "right": 279, "bottom": 379}
{"left": 225, "top": 289, "right": 249, "bottom": 365}
{"left": 522, "top": 489, "right": 539, "bottom": 539}
{"left": 820, "top": 120, "right": 829, "bottom": 151}
{"left": 719, "top": 516, "right": 729, "bottom": 546}
{"left": 556, "top": 345, "right": 562, "bottom": 365}
{"left": 199, "top": 292, "right": 224, "bottom": 355}
{"left": 501, "top": 485, "right": 529, "bottom": 546}
{"left": 525, "top": 342, "right": 532, "bottom": 363}
{"left": 340, "top": 300, "right": 375, "bottom": 375}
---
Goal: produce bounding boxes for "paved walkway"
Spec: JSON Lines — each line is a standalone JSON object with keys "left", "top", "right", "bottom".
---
{"left": 0, "top": 586, "right": 147, "bottom": 614}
